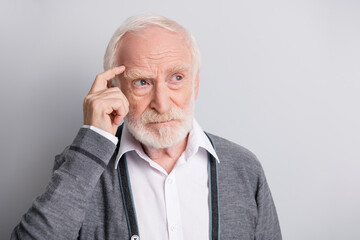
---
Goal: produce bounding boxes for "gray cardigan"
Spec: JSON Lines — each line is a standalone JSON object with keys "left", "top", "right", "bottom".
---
{"left": 11, "top": 127, "right": 282, "bottom": 240}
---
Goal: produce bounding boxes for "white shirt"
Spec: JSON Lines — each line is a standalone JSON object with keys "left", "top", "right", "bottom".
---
{"left": 83, "top": 119, "right": 219, "bottom": 240}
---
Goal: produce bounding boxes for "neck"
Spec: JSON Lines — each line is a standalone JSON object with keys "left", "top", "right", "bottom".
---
{"left": 142, "top": 135, "right": 189, "bottom": 174}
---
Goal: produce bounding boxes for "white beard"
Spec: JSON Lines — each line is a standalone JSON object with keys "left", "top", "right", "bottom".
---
{"left": 124, "top": 100, "right": 194, "bottom": 149}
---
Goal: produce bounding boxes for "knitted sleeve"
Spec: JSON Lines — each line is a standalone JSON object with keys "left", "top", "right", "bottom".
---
{"left": 10, "top": 128, "right": 116, "bottom": 240}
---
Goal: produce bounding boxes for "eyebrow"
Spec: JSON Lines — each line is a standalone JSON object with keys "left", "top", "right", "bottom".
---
{"left": 123, "top": 64, "right": 192, "bottom": 80}
{"left": 169, "top": 64, "right": 192, "bottom": 74}
{"left": 123, "top": 69, "right": 150, "bottom": 80}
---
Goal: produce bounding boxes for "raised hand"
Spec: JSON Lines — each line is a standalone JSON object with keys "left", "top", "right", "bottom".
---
{"left": 83, "top": 66, "right": 129, "bottom": 135}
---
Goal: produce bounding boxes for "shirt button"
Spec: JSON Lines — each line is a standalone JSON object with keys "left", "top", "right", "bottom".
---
{"left": 131, "top": 235, "right": 140, "bottom": 240}
{"left": 171, "top": 225, "right": 177, "bottom": 232}
{"left": 167, "top": 178, "right": 173, "bottom": 184}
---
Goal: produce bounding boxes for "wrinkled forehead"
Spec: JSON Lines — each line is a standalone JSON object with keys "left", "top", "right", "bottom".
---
{"left": 116, "top": 26, "right": 192, "bottom": 68}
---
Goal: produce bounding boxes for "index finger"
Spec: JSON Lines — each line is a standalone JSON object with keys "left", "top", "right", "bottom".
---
{"left": 89, "top": 66, "right": 125, "bottom": 94}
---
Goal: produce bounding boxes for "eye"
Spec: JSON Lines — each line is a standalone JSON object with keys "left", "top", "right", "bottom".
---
{"left": 171, "top": 75, "right": 183, "bottom": 81}
{"left": 134, "top": 79, "right": 148, "bottom": 86}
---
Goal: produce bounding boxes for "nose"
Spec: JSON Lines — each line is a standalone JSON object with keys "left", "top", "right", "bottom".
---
{"left": 149, "top": 83, "right": 171, "bottom": 114}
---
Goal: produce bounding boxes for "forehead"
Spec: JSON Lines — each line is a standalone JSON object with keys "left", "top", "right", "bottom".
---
{"left": 116, "top": 26, "right": 192, "bottom": 71}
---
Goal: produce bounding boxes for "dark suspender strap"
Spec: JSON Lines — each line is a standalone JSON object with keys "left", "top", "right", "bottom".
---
{"left": 208, "top": 153, "right": 219, "bottom": 240}
{"left": 205, "top": 132, "right": 220, "bottom": 240}
{"left": 118, "top": 155, "right": 139, "bottom": 238}
{"left": 115, "top": 125, "right": 140, "bottom": 239}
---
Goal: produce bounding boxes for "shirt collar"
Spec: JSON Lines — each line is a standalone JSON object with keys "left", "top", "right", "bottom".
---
{"left": 114, "top": 118, "right": 219, "bottom": 169}
{"left": 185, "top": 119, "right": 219, "bottom": 162}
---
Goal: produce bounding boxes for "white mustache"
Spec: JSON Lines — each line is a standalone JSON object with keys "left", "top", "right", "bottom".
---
{"left": 140, "top": 107, "right": 185, "bottom": 124}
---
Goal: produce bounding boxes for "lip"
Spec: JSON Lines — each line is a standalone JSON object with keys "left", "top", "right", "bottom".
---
{"left": 149, "top": 119, "right": 174, "bottom": 124}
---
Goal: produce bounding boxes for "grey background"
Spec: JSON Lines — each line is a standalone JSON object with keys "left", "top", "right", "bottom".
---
{"left": 1, "top": 0, "right": 359, "bottom": 239}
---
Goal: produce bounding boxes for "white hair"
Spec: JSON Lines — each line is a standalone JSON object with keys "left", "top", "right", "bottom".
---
{"left": 103, "top": 14, "right": 201, "bottom": 76}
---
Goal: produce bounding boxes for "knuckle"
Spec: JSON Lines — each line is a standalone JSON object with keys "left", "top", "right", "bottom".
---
{"left": 83, "top": 95, "right": 91, "bottom": 106}
{"left": 95, "top": 73, "right": 102, "bottom": 80}
{"left": 84, "top": 94, "right": 91, "bottom": 101}
{"left": 104, "top": 88, "right": 114, "bottom": 94}
{"left": 108, "top": 87, "right": 120, "bottom": 93}
{"left": 113, "top": 87, "right": 121, "bottom": 92}
{"left": 84, "top": 94, "right": 96, "bottom": 104}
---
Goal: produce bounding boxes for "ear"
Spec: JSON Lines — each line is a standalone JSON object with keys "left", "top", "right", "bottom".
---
{"left": 194, "top": 72, "right": 200, "bottom": 99}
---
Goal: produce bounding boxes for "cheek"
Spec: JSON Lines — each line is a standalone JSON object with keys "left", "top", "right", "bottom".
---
{"left": 175, "top": 85, "right": 195, "bottom": 108}
{"left": 127, "top": 95, "right": 151, "bottom": 119}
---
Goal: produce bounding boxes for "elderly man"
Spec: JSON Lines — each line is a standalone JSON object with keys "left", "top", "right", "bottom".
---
{"left": 11, "top": 14, "right": 281, "bottom": 240}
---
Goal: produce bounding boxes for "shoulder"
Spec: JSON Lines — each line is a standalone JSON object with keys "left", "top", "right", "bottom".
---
{"left": 206, "top": 132, "right": 264, "bottom": 175}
